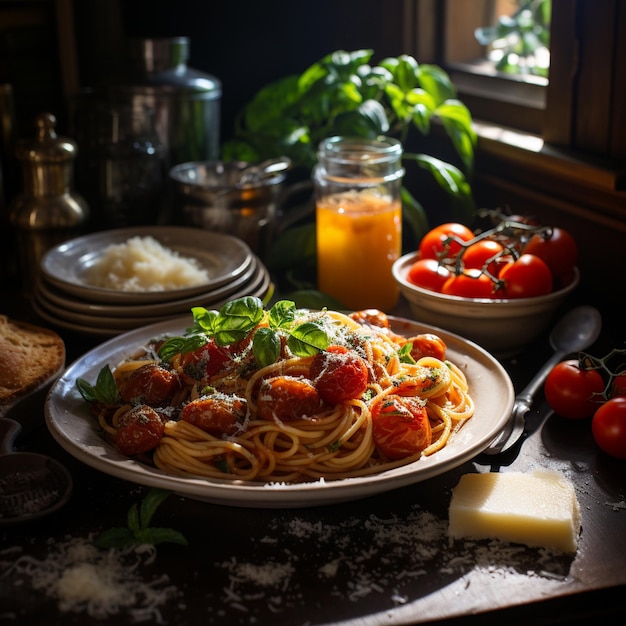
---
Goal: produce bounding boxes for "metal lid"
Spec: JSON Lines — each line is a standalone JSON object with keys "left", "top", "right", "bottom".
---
{"left": 15, "top": 113, "right": 77, "bottom": 164}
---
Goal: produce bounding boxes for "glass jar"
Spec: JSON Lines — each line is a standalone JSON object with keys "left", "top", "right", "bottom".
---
{"left": 313, "top": 136, "right": 404, "bottom": 311}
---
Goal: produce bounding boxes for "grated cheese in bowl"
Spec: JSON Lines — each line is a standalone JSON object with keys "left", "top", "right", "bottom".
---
{"left": 82, "top": 236, "right": 210, "bottom": 292}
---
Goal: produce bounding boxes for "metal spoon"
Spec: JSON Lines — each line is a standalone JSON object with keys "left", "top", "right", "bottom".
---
{"left": 0, "top": 417, "right": 73, "bottom": 525}
{"left": 482, "top": 305, "right": 602, "bottom": 456}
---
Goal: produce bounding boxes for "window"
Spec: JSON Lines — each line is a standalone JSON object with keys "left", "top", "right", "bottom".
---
{"left": 405, "top": 0, "right": 626, "bottom": 187}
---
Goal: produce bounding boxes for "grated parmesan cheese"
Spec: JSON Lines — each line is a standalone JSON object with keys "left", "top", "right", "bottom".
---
{"left": 3, "top": 535, "right": 178, "bottom": 622}
{"left": 83, "top": 236, "right": 210, "bottom": 292}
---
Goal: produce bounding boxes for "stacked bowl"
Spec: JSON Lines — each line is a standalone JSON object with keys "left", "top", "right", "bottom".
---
{"left": 32, "top": 226, "right": 271, "bottom": 337}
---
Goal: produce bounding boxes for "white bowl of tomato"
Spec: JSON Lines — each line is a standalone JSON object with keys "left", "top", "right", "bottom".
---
{"left": 392, "top": 218, "right": 580, "bottom": 356}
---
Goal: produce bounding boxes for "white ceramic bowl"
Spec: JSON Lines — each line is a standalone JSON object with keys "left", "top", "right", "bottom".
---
{"left": 392, "top": 252, "right": 580, "bottom": 355}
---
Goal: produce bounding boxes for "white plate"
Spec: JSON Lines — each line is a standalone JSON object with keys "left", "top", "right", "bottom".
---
{"left": 35, "top": 255, "right": 261, "bottom": 319}
{"left": 40, "top": 226, "right": 253, "bottom": 304}
{"left": 45, "top": 316, "right": 515, "bottom": 508}
{"left": 34, "top": 265, "right": 272, "bottom": 338}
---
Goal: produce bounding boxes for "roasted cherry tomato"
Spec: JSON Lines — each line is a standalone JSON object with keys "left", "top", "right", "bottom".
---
{"left": 183, "top": 340, "right": 233, "bottom": 380}
{"left": 115, "top": 405, "right": 165, "bottom": 456}
{"left": 524, "top": 227, "right": 578, "bottom": 281}
{"left": 256, "top": 376, "right": 321, "bottom": 421}
{"left": 310, "top": 346, "right": 369, "bottom": 404}
{"left": 182, "top": 394, "right": 247, "bottom": 435}
{"left": 371, "top": 395, "right": 432, "bottom": 460}
{"left": 441, "top": 269, "right": 495, "bottom": 299}
{"left": 544, "top": 359, "right": 605, "bottom": 419}
{"left": 591, "top": 397, "right": 626, "bottom": 459}
{"left": 498, "top": 253, "right": 553, "bottom": 298}
{"left": 418, "top": 223, "right": 474, "bottom": 260}
{"left": 349, "top": 309, "right": 390, "bottom": 329}
{"left": 118, "top": 363, "right": 181, "bottom": 406}
{"left": 404, "top": 333, "right": 446, "bottom": 361}
{"left": 406, "top": 258, "right": 452, "bottom": 292}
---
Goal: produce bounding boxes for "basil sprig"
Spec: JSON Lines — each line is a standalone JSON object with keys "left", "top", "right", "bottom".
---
{"left": 94, "top": 488, "right": 188, "bottom": 549}
{"left": 158, "top": 297, "right": 330, "bottom": 368}
{"left": 76, "top": 364, "right": 120, "bottom": 404}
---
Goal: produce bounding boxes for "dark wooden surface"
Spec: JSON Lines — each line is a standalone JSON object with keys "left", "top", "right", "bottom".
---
{"left": 1, "top": 289, "right": 625, "bottom": 626}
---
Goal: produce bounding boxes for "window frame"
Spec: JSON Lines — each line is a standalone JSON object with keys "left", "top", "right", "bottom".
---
{"left": 404, "top": 0, "right": 625, "bottom": 193}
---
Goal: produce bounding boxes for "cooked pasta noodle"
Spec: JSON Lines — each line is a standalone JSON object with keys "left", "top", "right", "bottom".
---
{"left": 81, "top": 302, "right": 474, "bottom": 484}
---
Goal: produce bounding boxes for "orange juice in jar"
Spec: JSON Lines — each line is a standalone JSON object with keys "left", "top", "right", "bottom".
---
{"left": 316, "top": 191, "right": 401, "bottom": 310}
{"left": 313, "top": 136, "right": 404, "bottom": 311}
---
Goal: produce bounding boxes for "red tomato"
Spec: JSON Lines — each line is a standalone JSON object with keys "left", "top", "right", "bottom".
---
{"left": 184, "top": 340, "right": 232, "bottom": 380}
{"left": 418, "top": 223, "right": 475, "bottom": 260}
{"left": 610, "top": 373, "right": 626, "bottom": 398}
{"left": 115, "top": 405, "right": 165, "bottom": 456}
{"left": 256, "top": 376, "right": 321, "bottom": 421}
{"left": 406, "top": 258, "right": 451, "bottom": 292}
{"left": 591, "top": 397, "right": 626, "bottom": 459}
{"left": 524, "top": 227, "right": 578, "bottom": 280}
{"left": 441, "top": 269, "right": 495, "bottom": 298}
{"left": 181, "top": 394, "right": 247, "bottom": 435}
{"left": 544, "top": 359, "right": 605, "bottom": 419}
{"left": 118, "top": 364, "right": 181, "bottom": 406}
{"left": 404, "top": 333, "right": 447, "bottom": 361}
{"left": 371, "top": 395, "right": 432, "bottom": 460}
{"left": 461, "top": 239, "right": 504, "bottom": 274}
{"left": 498, "top": 253, "right": 553, "bottom": 298}
{"left": 310, "top": 346, "right": 369, "bottom": 404}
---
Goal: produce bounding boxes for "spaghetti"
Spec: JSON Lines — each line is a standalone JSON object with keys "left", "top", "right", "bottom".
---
{"left": 78, "top": 299, "right": 474, "bottom": 484}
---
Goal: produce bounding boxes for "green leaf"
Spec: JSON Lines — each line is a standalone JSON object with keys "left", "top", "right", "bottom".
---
{"left": 253, "top": 326, "right": 281, "bottom": 368}
{"left": 139, "top": 488, "right": 171, "bottom": 529}
{"left": 417, "top": 64, "right": 457, "bottom": 106}
{"left": 127, "top": 503, "right": 141, "bottom": 534}
{"left": 265, "top": 223, "right": 317, "bottom": 272}
{"left": 76, "top": 365, "right": 120, "bottom": 405}
{"left": 268, "top": 300, "right": 296, "bottom": 328}
{"left": 214, "top": 297, "right": 265, "bottom": 345}
{"left": 138, "top": 527, "right": 189, "bottom": 547}
{"left": 333, "top": 100, "right": 389, "bottom": 137}
{"left": 401, "top": 187, "right": 429, "bottom": 246}
{"left": 93, "top": 527, "right": 135, "bottom": 549}
{"left": 287, "top": 321, "right": 330, "bottom": 356}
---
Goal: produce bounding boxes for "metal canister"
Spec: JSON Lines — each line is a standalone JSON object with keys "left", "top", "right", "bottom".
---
{"left": 109, "top": 37, "right": 222, "bottom": 168}
{"left": 8, "top": 113, "right": 89, "bottom": 296}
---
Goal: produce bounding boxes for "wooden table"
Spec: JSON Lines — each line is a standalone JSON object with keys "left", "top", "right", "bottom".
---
{"left": 1, "top": 288, "right": 625, "bottom": 626}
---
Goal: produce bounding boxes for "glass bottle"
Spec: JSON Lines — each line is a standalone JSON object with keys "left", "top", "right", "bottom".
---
{"left": 8, "top": 113, "right": 89, "bottom": 296}
{"left": 313, "top": 136, "right": 404, "bottom": 311}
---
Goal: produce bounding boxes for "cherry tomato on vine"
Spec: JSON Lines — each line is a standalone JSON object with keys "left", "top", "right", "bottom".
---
{"left": 544, "top": 359, "right": 605, "bottom": 420}
{"left": 419, "top": 223, "right": 475, "bottom": 260}
{"left": 461, "top": 239, "right": 504, "bottom": 274}
{"left": 407, "top": 258, "right": 451, "bottom": 292}
{"left": 498, "top": 253, "right": 553, "bottom": 298}
{"left": 609, "top": 373, "right": 626, "bottom": 398}
{"left": 591, "top": 397, "right": 626, "bottom": 459}
{"left": 441, "top": 269, "right": 495, "bottom": 299}
{"left": 524, "top": 227, "right": 578, "bottom": 281}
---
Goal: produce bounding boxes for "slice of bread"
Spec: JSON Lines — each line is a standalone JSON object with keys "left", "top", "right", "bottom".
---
{"left": 0, "top": 315, "right": 65, "bottom": 414}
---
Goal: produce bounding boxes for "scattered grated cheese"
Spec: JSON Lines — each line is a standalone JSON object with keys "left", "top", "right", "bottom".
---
{"left": 3, "top": 535, "right": 178, "bottom": 622}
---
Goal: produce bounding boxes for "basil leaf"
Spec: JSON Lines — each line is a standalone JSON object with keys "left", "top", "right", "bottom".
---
{"left": 127, "top": 502, "right": 141, "bottom": 534}
{"left": 76, "top": 365, "right": 119, "bottom": 404}
{"left": 138, "top": 527, "right": 189, "bottom": 547}
{"left": 253, "top": 327, "right": 281, "bottom": 368}
{"left": 268, "top": 300, "right": 296, "bottom": 329}
{"left": 191, "top": 307, "right": 219, "bottom": 332}
{"left": 287, "top": 321, "right": 330, "bottom": 356}
{"left": 93, "top": 527, "right": 135, "bottom": 549}
{"left": 139, "top": 488, "right": 171, "bottom": 529}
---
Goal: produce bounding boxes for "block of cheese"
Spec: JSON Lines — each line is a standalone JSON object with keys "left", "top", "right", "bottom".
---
{"left": 448, "top": 470, "right": 581, "bottom": 553}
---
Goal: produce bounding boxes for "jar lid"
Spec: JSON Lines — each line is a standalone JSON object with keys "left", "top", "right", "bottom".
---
{"left": 15, "top": 113, "right": 77, "bottom": 164}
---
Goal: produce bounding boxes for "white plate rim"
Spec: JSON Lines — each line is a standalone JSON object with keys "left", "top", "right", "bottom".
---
{"left": 40, "top": 226, "right": 253, "bottom": 304}
{"left": 45, "top": 315, "right": 514, "bottom": 507}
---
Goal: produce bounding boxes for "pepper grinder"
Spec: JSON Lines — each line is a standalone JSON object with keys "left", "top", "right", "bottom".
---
{"left": 8, "top": 112, "right": 89, "bottom": 297}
